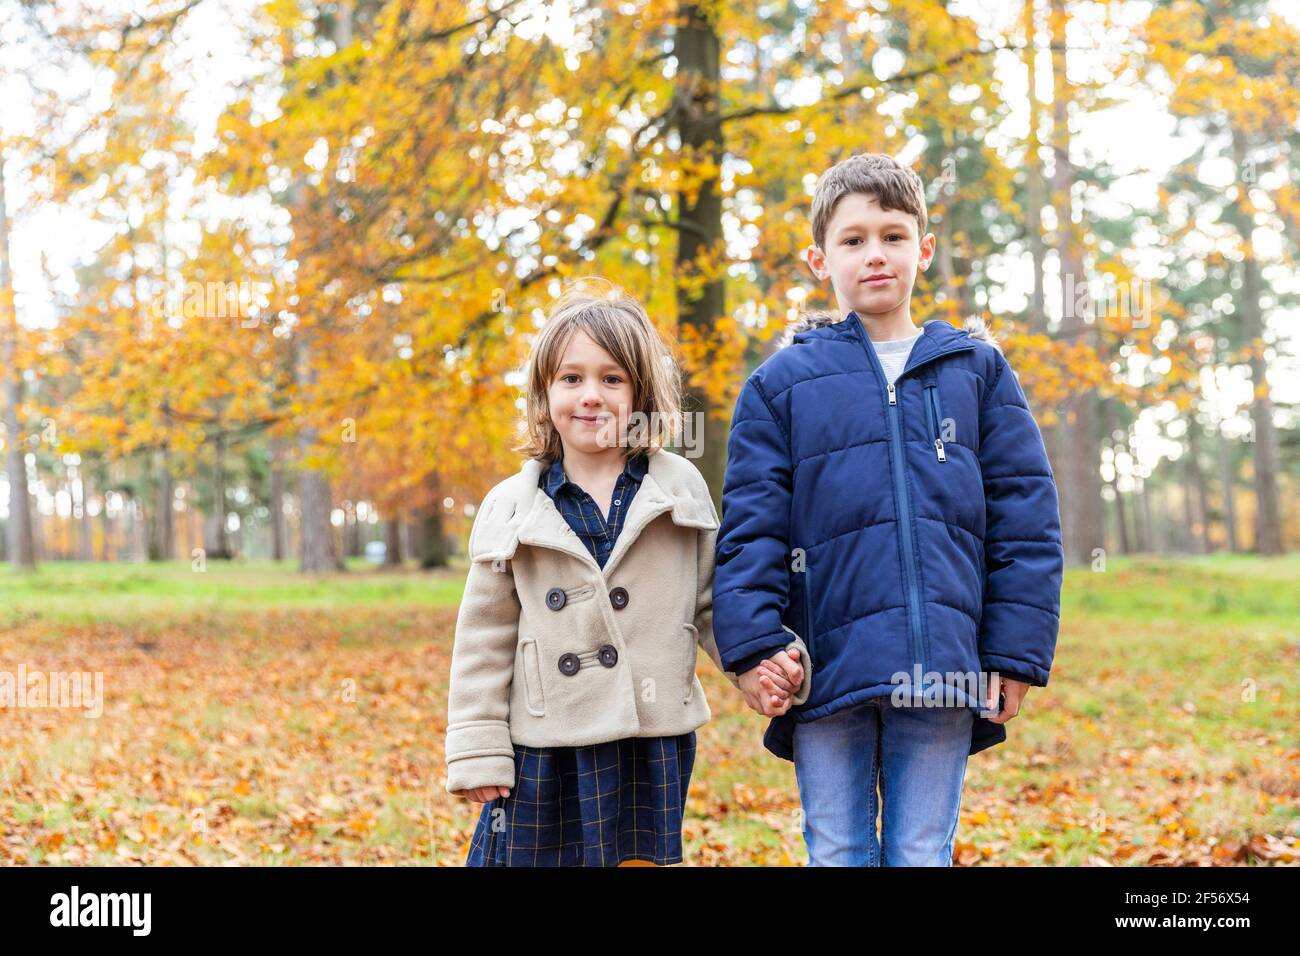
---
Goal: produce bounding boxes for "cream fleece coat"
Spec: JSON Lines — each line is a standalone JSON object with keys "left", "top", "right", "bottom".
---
{"left": 444, "top": 447, "right": 813, "bottom": 794}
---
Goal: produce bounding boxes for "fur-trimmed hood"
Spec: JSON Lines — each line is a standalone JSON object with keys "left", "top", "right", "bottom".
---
{"left": 781, "top": 311, "right": 1002, "bottom": 353}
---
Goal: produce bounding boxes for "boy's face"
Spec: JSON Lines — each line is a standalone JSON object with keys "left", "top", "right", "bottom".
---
{"left": 805, "top": 192, "right": 935, "bottom": 322}
{"left": 546, "top": 329, "right": 635, "bottom": 460}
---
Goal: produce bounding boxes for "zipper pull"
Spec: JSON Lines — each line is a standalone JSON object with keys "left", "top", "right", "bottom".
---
{"left": 934, "top": 438, "right": 946, "bottom": 462}
{"left": 887, "top": 382, "right": 896, "bottom": 405}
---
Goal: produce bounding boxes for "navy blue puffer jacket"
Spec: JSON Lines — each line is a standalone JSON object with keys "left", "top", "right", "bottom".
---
{"left": 712, "top": 311, "right": 1063, "bottom": 760}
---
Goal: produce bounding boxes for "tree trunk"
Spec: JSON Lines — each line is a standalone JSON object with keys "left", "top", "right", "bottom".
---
{"left": 1023, "top": 0, "right": 1048, "bottom": 331}
{"left": 1227, "top": 127, "right": 1283, "bottom": 554}
{"left": 1180, "top": 456, "right": 1200, "bottom": 553}
{"left": 384, "top": 513, "right": 402, "bottom": 567}
{"left": 1049, "top": 0, "right": 1104, "bottom": 566}
{"left": 419, "top": 473, "right": 448, "bottom": 569}
{"left": 1104, "top": 399, "right": 1129, "bottom": 554}
{"left": 345, "top": 503, "right": 363, "bottom": 557}
{"left": 204, "top": 431, "right": 232, "bottom": 560}
{"left": 1187, "top": 419, "right": 1213, "bottom": 553}
{"left": 293, "top": 334, "right": 343, "bottom": 573}
{"left": 270, "top": 441, "right": 288, "bottom": 561}
{"left": 0, "top": 149, "right": 35, "bottom": 570}
{"left": 1218, "top": 426, "right": 1239, "bottom": 552}
{"left": 673, "top": 4, "right": 728, "bottom": 513}
{"left": 298, "top": 466, "right": 340, "bottom": 573}
{"left": 78, "top": 470, "right": 94, "bottom": 561}
{"left": 148, "top": 444, "right": 175, "bottom": 560}
{"left": 406, "top": 516, "right": 423, "bottom": 567}
{"left": 1133, "top": 480, "right": 1151, "bottom": 553}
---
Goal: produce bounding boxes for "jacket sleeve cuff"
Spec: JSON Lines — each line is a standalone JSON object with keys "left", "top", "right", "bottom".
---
{"left": 980, "top": 654, "right": 1049, "bottom": 688}
{"left": 781, "top": 629, "right": 813, "bottom": 706}
{"left": 995, "top": 670, "right": 1039, "bottom": 686}
{"left": 445, "top": 720, "right": 516, "bottom": 793}
{"left": 732, "top": 649, "right": 774, "bottom": 676}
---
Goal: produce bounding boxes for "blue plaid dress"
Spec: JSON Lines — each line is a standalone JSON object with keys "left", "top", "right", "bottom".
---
{"left": 465, "top": 450, "right": 698, "bottom": 866}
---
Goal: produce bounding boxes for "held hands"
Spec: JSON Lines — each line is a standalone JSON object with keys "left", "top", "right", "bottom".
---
{"left": 738, "top": 648, "right": 804, "bottom": 718}
{"left": 985, "top": 672, "right": 1030, "bottom": 724}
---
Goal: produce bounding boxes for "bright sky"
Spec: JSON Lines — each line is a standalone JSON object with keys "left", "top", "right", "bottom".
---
{"left": 1, "top": 0, "right": 1294, "bottom": 500}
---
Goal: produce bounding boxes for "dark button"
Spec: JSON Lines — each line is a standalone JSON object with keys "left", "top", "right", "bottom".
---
{"left": 558, "top": 652, "right": 581, "bottom": 676}
{"left": 546, "top": 587, "right": 566, "bottom": 611}
{"left": 609, "top": 586, "right": 629, "bottom": 610}
{"left": 598, "top": 644, "right": 618, "bottom": 668}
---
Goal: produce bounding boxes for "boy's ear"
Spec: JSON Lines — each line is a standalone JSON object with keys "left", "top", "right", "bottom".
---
{"left": 805, "top": 244, "right": 829, "bottom": 280}
{"left": 918, "top": 232, "right": 936, "bottom": 271}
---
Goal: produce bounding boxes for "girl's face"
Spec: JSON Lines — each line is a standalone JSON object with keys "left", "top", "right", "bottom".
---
{"left": 546, "top": 330, "right": 635, "bottom": 459}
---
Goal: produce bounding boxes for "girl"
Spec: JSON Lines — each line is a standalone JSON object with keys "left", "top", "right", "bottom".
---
{"left": 444, "top": 278, "right": 812, "bottom": 866}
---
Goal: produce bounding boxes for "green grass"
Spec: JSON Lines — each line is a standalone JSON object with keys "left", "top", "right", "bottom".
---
{"left": 1061, "top": 552, "right": 1300, "bottom": 623}
{"left": 0, "top": 557, "right": 470, "bottom": 624}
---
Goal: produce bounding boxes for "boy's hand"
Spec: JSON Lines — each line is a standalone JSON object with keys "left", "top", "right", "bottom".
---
{"left": 985, "top": 673, "right": 1029, "bottom": 724}
{"left": 739, "top": 660, "right": 792, "bottom": 716}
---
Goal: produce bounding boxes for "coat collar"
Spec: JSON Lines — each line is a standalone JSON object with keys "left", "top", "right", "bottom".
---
{"left": 846, "top": 313, "right": 968, "bottom": 374}
{"left": 471, "top": 449, "right": 717, "bottom": 576}
{"left": 782, "top": 310, "right": 1002, "bottom": 354}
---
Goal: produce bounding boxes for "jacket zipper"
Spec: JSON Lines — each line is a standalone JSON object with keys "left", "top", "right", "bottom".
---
{"left": 854, "top": 318, "right": 974, "bottom": 678}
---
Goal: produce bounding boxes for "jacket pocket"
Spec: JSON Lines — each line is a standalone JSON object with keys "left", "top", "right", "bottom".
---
{"left": 802, "top": 564, "right": 816, "bottom": 663}
{"left": 519, "top": 639, "right": 545, "bottom": 716}
{"left": 925, "top": 382, "right": 947, "bottom": 462}
{"left": 682, "top": 623, "right": 699, "bottom": 704}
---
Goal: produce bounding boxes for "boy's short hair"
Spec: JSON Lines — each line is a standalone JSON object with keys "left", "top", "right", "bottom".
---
{"left": 811, "top": 153, "right": 928, "bottom": 250}
{"left": 516, "top": 277, "right": 682, "bottom": 462}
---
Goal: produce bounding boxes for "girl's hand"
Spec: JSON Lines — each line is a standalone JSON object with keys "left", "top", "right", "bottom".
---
{"left": 456, "top": 786, "right": 511, "bottom": 803}
{"left": 757, "top": 657, "right": 795, "bottom": 695}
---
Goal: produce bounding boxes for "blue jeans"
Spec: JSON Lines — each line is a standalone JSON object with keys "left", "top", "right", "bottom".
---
{"left": 792, "top": 698, "right": 974, "bottom": 866}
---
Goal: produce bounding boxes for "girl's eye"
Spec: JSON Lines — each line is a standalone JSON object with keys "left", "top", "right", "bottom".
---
{"left": 604, "top": 376, "right": 624, "bottom": 385}
{"left": 561, "top": 374, "right": 580, "bottom": 384}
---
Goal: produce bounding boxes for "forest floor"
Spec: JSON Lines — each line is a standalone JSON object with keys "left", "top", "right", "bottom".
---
{"left": 1, "top": 552, "right": 1296, "bottom": 865}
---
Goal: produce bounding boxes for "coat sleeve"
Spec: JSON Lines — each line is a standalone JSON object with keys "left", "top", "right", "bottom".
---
{"left": 713, "top": 375, "right": 812, "bottom": 705}
{"left": 976, "top": 350, "right": 1064, "bottom": 687}
{"left": 691, "top": 506, "right": 741, "bottom": 692}
{"left": 694, "top": 492, "right": 811, "bottom": 704}
{"left": 444, "top": 496, "right": 521, "bottom": 794}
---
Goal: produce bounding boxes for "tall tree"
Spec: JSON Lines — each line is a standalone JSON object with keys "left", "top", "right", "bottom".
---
{"left": 0, "top": 148, "right": 36, "bottom": 569}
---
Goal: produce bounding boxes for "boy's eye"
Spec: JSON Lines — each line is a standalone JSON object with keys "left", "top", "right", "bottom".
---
{"left": 844, "top": 234, "right": 904, "bottom": 244}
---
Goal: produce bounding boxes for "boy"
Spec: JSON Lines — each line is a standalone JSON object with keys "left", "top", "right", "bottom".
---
{"left": 713, "top": 153, "right": 1064, "bottom": 866}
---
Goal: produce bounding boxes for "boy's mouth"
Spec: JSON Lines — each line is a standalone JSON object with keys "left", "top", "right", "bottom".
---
{"left": 863, "top": 275, "right": 893, "bottom": 286}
